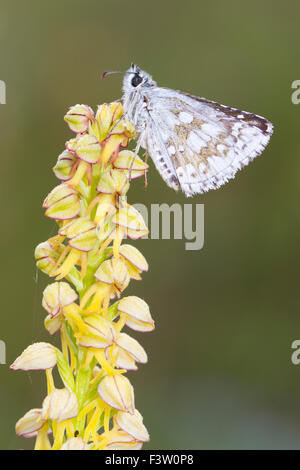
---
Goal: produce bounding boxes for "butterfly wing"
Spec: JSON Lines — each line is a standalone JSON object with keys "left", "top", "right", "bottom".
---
{"left": 143, "top": 87, "right": 273, "bottom": 196}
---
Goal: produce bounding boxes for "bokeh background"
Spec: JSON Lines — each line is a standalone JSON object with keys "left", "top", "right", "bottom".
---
{"left": 0, "top": 0, "right": 300, "bottom": 450}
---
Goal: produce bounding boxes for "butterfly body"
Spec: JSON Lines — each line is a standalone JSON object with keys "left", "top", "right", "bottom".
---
{"left": 122, "top": 64, "right": 273, "bottom": 196}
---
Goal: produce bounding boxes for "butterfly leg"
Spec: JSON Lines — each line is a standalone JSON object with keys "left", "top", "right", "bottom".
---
{"left": 143, "top": 149, "right": 149, "bottom": 188}
{"left": 143, "top": 149, "right": 149, "bottom": 165}
{"left": 128, "top": 131, "right": 145, "bottom": 181}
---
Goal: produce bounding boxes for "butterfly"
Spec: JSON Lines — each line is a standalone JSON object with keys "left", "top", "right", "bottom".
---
{"left": 110, "top": 64, "right": 273, "bottom": 197}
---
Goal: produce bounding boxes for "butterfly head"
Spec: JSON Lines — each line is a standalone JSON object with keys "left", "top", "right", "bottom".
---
{"left": 123, "top": 64, "right": 157, "bottom": 95}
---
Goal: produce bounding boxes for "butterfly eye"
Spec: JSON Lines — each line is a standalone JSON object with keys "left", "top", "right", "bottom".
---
{"left": 131, "top": 74, "right": 143, "bottom": 87}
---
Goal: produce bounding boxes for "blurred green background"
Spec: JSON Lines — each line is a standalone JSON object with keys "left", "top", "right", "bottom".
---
{"left": 1, "top": 0, "right": 300, "bottom": 450}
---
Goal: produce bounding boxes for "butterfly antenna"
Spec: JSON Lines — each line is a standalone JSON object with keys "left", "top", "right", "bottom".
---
{"left": 101, "top": 70, "right": 123, "bottom": 80}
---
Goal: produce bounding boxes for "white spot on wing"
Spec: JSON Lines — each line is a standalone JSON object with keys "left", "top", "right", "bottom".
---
{"left": 201, "top": 123, "right": 220, "bottom": 138}
{"left": 179, "top": 111, "right": 193, "bottom": 124}
{"left": 187, "top": 131, "right": 204, "bottom": 153}
{"left": 167, "top": 145, "right": 176, "bottom": 155}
